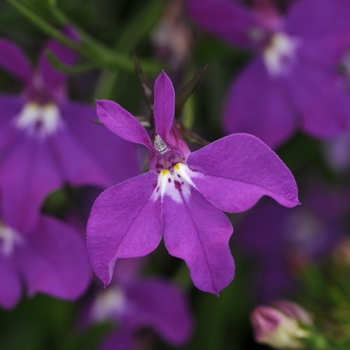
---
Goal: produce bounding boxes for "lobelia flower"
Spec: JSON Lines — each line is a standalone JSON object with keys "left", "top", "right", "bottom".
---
{"left": 0, "top": 200, "right": 92, "bottom": 309}
{"left": 235, "top": 181, "right": 348, "bottom": 302}
{"left": 85, "top": 258, "right": 193, "bottom": 350}
{"left": 0, "top": 28, "right": 139, "bottom": 233}
{"left": 87, "top": 71, "right": 299, "bottom": 295}
{"left": 188, "top": 0, "right": 350, "bottom": 148}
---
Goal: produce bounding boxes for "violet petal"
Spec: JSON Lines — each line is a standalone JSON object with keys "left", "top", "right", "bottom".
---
{"left": 223, "top": 58, "right": 296, "bottom": 149}
{"left": 124, "top": 278, "right": 193, "bottom": 345}
{"left": 37, "top": 26, "right": 79, "bottom": 94}
{"left": 61, "top": 101, "right": 140, "bottom": 185}
{"left": 0, "top": 258, "right": 21, "bottom": 309}
{"left": 97, "top": 100, "right": 153, "bottom": 151}
{"left": 187, "top": 0, "right": 260, "bottom": 49}
{"left": 187, "top": 133, "right": 299, "bottom": 213}
{"left": 163, "top": 187, "right": 234, "bottom": 294}
{"left": 18, "top": 216, "right": 92, "bottom": 300}
{"left": 153, "top": 71, "right": 175, "bottom": 142}
{"left": 87, "top": 172, "right": 162, "bottom": 287}
{"left": 0, "top": 39, "right": 32, "bottom": 84}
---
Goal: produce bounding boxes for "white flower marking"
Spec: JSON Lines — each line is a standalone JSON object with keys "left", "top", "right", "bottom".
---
{"left": 152, "top": 163, "right": 201, "bottom": 203}
{"left": 263, "top": 32, "right": 299, "bottom": 76}
{"left": 16, "top": 102, "right": 62, "bottom": 137}
{"left": 0, "top": 225, "right": 24, "bottom": 257}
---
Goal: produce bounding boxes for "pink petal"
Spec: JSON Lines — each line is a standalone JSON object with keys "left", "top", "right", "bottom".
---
{"left": 163, "top": 187, "right": 234, "bottom": 294}
{"left": 187, "top": 133, "right": 299, "bottom": 213}
{"left": 87, "top": 172, "right": 162, "bottom": 287}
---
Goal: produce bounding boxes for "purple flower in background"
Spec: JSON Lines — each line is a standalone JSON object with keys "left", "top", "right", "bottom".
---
{"left": 87, "top": 71, "right": 298, "bottom": 294}
{"left": 235, "top": 181, "right": 348, "bottom": 302}
{"left": 0, "top": 28, "right": 139, "bottom": 232}
{"left": 0, "top": 203, "right": 91, "bottom": 309}
{"left": 188, "top": 0, "right": 350, "bottom": 148}
{"left": 85, "top": 258, "right": 192, "bottom": 350}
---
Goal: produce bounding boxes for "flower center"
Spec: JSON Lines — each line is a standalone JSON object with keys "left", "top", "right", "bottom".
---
{"left": 91, "top": 287, "right": 129, "bottom": 322}
{"left": 263, "top": 32, "right": 299, "bottom": 76}
{"left": 0, "top": 225, "right": 24, "bottom": 257}
{"left": 152, "top": 162, "right": 199, "bottom": 203}
{"left": 16, "top": 101, "right": 62, "bottom": 137}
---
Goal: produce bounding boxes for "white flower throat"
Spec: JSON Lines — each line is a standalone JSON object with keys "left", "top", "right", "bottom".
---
{"left": 0, "top": 225, "right": 24, "bottom": 257}
{"left": 263, "top": 32, "right": 299, "bottom": 76}
{"left": 16, "top": 102, "right": 62, "bottom": 137}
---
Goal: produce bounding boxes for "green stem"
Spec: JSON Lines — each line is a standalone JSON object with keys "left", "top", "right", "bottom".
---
{"left": 6, "top": 0, "right": 161, "bottom": 74}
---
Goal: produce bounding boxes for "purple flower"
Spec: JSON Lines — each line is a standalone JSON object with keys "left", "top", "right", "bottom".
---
{"left": 0, "top": 206, "right": 92, "bottom": 309}
{"left": 87, "top": 71, "right": 298, "bottom": 294}
{"left": 188, "top": 0, "right": 350, "bottom": 148}
{"left": 0, "top": 29, "right": 139, "bottom": 232}
{"left": 86, "top": 258, "right": 193, "bottom": 350}
{"left": 235, "top": 181, "right": 348, "bottom": 302}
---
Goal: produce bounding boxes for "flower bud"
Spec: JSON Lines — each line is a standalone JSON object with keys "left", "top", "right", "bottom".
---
{"left": 251, "top": 301, "right": 312, "bottom": 349}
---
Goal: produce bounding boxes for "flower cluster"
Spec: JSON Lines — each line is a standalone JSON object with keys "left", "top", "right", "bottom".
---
{"left": 2, "top": 0, "right": 350, "bottom": 348}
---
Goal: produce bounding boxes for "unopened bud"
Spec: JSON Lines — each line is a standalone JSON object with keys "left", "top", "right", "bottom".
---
{"left": 251, "top": 301, "right": 312, "bottom": 349}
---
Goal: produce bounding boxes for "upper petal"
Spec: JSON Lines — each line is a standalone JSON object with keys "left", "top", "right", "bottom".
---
{"left": 286, "top": 0, "right": 350, "bottom": 38}
{"left": 223, "top": 59, "right": 296, "bottom": 149}
{"left": 50, "top": 123, "right": 113, "bottom": 189}
{"left": 97, "top": 100, "right": 153, "bottom": 151}
{"left": 153, "top": 71, "right": 175, "bottom": 142}
{"left": 163, "top": 187, "right": 234, "bottom": 295}
{"left": 61, "top": 101, "right": 140, "bottom": 186}
{"left": 287, "top": 61, "right": 350, "bottom": 139}
{"left": 37, "top": 25, "right": 79, "bottom": 95}
{"left": 18, "top": 215, "right": 92, "bottom": 300}
{"left": 87, "top": 172, "right": 162, "bottom": 287}
{"left": 187, "top": 133, "right": 299, "bottom": 212}
{"left": 0, "top": 39, "right": 32, "bottom": 84}
{"left": 187, "top": 0, "right": 262, "bottom": 49}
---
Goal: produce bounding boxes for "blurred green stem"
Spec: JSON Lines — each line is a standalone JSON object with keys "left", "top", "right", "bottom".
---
{"left": 6, "top": 0, "right": 161, "bottom": 75}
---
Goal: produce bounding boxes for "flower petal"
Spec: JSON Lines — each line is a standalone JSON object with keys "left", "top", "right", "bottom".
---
{"left": 37, "top": 25, "right": 79, "bottom": 95}
{"left": 61, "top": 101, "right": 140, "bottom": 185}
{"left": 223, "top": 59, "right": 296, "bottom": 149}
{"left": 99, "top": 329, "right": 135, "bottom": 350}
{"left": 87, "top": 172, "right": 162, "bottom": 287}
{"left": 163, "top": 187, "right": 234, "bottom": 294}
{"left": 288, "top": 62, "right": 350, "bottom": 138}
{"left": 153, "top": 71, "right": 175, "bottom": 142}
{"left": 187, "top": 133, "right": 299, "bottom": 212}
{"left": 0, "top": 259, "right": 21, "bottom": 309}
{"left": 286, "top": 0, "right": 350, "bottom": 38}
{"left": 50, "top": 124, "right": 113, "bottom": 189}
{"left": 187, "top": 0, "right": 261, "bottom": 49}
{"left": 0, "top": 39, "right": 32, "bottom": 84}
{"left": 18, "top": 216, "right": 92, "bottom": 300}
{"left": 97, "top": 100, "right": 153, "bottom": 151}
{"left": 0, "top": 136, "right": 62, "bottom": 233}
{"left": 124, "top": 278, "right": 193, "bottom": 345}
